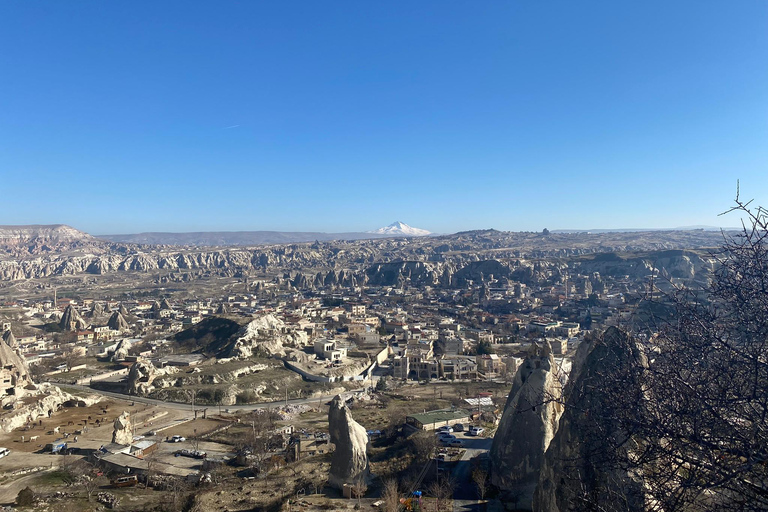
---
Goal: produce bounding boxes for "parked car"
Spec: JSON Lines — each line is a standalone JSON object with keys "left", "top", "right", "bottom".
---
{"left": 452, "top": 423, "right": 464, "bottom": 432}
{"left": 0, "top": 447, "right": 10, "bottom": 458}
{"left": 169, "top": 435, "right": 186, "bottom": 443}
{"left": 468, "top": 426, "right": 485, "bottom": 436}
{"left": 448, "top": 439, "right": 463, "bottom": 447}
{"left": 437, "top": 426, "right": 453, "bottom": 434}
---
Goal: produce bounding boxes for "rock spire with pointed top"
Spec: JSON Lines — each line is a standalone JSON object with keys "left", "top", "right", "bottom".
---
{"left": 59, "top": 305, "right": 87, "bottom": 331}
{"left": 328, "top": 395, "right": 370, "bottom": 490}
{"left": 490, "top": 341, "right": 563, "bottom": 507}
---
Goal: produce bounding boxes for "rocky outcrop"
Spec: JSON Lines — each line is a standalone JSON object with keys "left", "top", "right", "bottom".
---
{"left": 533, "top": 328, "right": 648, "bottom": 512}
{"left": 59, "top": 305, "right": 87, "bottom": 331}
{"left": 0, "top": 334, "right": 32, "bottom": 398}
{"left": 110, "top": 338, "right": 131, "bottom": 362}
{"left": 0, "top": 383, "right": 100, "bottom": 433}
{"left": 328, "top": 395, "right": 369, "bottom": 490}
{"left": 107, "top": 311, "right": 129, "bottom": 332}
{"left": 490, "top": 341, "right": 563, "bottom": 509}
{"left": 90, "top": 301, "right": 104, "bottom": 317}
{"left": 2, "top": 329, "right": 17, "bottom": 348}
{"left": 112, "top": 411, "right": 133, "bottom": 445}
{"left": 126, "top": 360, "right": 178, "bottom": 396}
{"left": 223, "top": 315, "right": 309, "bottom": 359}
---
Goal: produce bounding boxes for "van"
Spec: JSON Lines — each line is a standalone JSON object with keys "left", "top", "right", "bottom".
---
{"left": 111, "top": 475, "right": 138, "bottom": 488}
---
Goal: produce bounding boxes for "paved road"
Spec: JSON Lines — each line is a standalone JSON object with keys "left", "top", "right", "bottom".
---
{"left": 451, "top": 434, "right": 493, "bottom": 512}
{"left": 57, "top": 383, "right": 360, "bottom": 413}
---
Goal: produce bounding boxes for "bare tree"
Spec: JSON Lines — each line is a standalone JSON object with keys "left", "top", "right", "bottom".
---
{"left": 636, "top": 195, "right": 768, "bottom": 512}
{"left": 382, "top": 478, "right": 400, "bottom": 512}
{"left": 352, "top": 475, "right": 368, "bottom": 508}
{"left": 471, "top": 467, "right": 489, "bottom": 502}
{"left": 427, "top": 475, "right": 454, "bottom": 512}
{"left": 547, "top": 194, "right": 768, "bottom": 512}
{"left": 410, "top": 431, "right": 437, "bottom": 463}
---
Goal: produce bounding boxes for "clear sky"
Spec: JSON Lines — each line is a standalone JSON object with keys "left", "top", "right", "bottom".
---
{"left": 1, "top": 1, "right": 766, "bottom": 234}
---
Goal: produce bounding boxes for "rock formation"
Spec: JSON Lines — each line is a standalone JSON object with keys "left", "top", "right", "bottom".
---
{"left": 0, "top": 335, "right": 31, "bottom": 400}
{"left": 110, "top": 338, "right": 131, "bottom": 362}
{"left": 0, "top": 383, "right": 100, "bottom": 433}
{"left": 112, "top": 411, "right": 134, "bottom": 444}
{"left": 160, "top": 298, "right": 173, "bottom": 310}
{"left": 533, "top": 327, "right": 648, "bottom": 512}
{"left": 90, "top": 301, "right": 104, "bottom": 317}
{"left": 490, "top": 341, "right": 563, "bottom": 509}
{"left": 126, "top": 360, "right": 154, "bottom": 396}
{"left": 328, "top": 395, "right": 369, "bottom": 490}
{"left": 107, "top": 311, "right": 129, "bottom": 331}
{"left": 118, "top": 304, "right": 130, "bottom": 317}
{"left": 216, "top": 303, "right": 230, "bottom": 315}
{"left": 224, "top": 314, "right": 309, "bottom": 358}
{"left": 2, "top": 330, "right": 17, "bottom": 348}
{"left": 59, "top": 305, "right": 87, "bottom": 331}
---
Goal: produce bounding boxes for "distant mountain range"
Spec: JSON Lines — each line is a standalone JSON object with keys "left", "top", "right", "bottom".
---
{"left": 99, "top": 222, "right": 432, "bottom": 246}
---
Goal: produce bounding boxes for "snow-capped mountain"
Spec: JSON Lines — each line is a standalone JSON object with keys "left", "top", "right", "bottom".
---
{"left": 369, "top": 221, "right": 431, "bottom": 236}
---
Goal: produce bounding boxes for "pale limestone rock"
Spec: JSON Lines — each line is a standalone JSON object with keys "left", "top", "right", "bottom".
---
{"left": 227, "top": 314, "right": 309, "bottom": 358}
{"left": 107, "top": 311, "right": 129, "bottom": 331}
{"left": 490, "top": 341, "right": 563, "bottom": 509}
{"left": 0, "top": 383, "right": 100, "bottom": 433}
{"left": 59, "top": 305, "right": 87, "bottom": 331}
{"left": 112, "top": 411, "right": 133, "bottom": 445}
{"left": 328, "top": 395, "right": 369, "bottom": 490}
{"left": 533, "top": 327, "right": 647, "bottom": 512}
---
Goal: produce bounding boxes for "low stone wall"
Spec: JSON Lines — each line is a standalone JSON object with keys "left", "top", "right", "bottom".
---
{"left": 76, "top": 368, "right": 129, "bottom": 386}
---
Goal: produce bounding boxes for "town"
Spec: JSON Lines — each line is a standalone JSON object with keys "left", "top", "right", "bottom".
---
{"left": 0, "top": 224, "right": 722, "bottom": 511}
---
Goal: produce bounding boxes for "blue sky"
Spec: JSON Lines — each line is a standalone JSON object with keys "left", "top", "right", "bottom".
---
{"left": 1, "top": 1, "right": 766, "bottom": 234}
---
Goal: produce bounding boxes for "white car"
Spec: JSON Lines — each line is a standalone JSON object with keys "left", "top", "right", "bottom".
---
{"left": 468, "top": 426, "right": 484, "bottom": 436}
{"left": 0, "top": 447, "right": 9, "bottom": 458}
{"left": 170, "top": 435, "right": 186, "bottom": 443}
{"left": 437, "top": 426, "right": 454, "bottom": 434}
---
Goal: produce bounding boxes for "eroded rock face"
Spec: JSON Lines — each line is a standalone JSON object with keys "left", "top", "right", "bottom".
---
{"left": 226, "top": 314, "right": 309, "bottom": 359}
{"left": 112, "top": 411, "right": 133, "bottom": 445}
{"left": 126, "top": 360, "right": 177, "bottom": 396}
{"left": 59, "top": 305, "right": 87, "bottom": 331}
{"left": 490, "top": 341, "right": 563, "bottom": 508}
{"left": 533, "top": 327, "right": 647, "bottom": 512}
{"left": 110, "top": 338, "right": 131, "bottom": 362}
{"left": 107, "top": 311, "right": 129, "bottom": 332}
{"left": 0, "top": 383, "right": 100, "bottom": 433}
{"left": 328, "top": 395, "right": 369, "bottom": 490}
{"left": 0, "top": 335, "right": 32, "bottom": 400}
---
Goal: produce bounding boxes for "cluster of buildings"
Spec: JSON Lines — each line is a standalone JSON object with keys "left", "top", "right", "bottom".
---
{"left": 0, "top": 261, "right": 653, "bottom": 388}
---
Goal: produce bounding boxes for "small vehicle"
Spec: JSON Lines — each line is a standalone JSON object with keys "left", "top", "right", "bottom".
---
{"left": 0, "top": 447, "right": 10, "bottom": 458}
{"left": 111, "top": 475, "right": 138, "bottom": 488}
{"left": 170, "top": 435, "right": 186, "bottom": 443}
{"left": 453, "top": 423, "right": 464, "bottom": 432}
{"left": 448, "top": 439, "right": 463, "bottom": 447}
{"left": 436, "top": 432, "right": 456, "bottom": 440}
{"left": 468, "top": 426, "right": 485, "bottom": 436}
{"left": 177, "top": 449, "right": 207, "bottom": 459}
{"left": 437, "top": 426, "right": 453, "bottom": 434}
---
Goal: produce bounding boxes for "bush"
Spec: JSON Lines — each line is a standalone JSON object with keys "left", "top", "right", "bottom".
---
{"left": 16, "top": 486, "right": 35, "bottom": 507}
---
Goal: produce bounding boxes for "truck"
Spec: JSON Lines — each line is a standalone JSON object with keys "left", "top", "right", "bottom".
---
{"left": 45, "top": 439, "right": 68, "bottom": 454}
